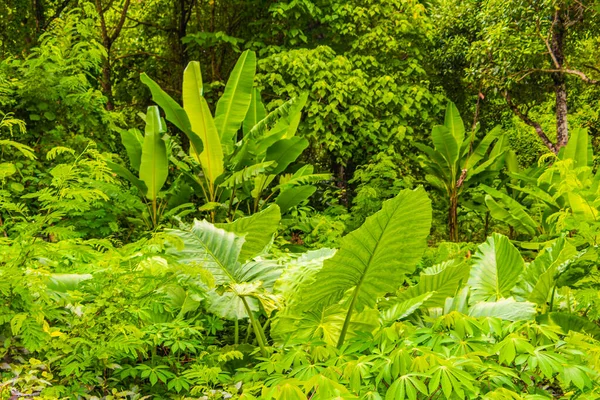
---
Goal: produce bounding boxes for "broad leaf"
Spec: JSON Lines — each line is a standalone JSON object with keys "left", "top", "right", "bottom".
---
{"left": 106, "top": 160, "right": 147, "bottom": 195}
{"left": 444, "top": 101, "right": 465, "bottom": 145}
{"left": 183, "top": 62, "right": 224, "bottom": 187}
{"left": 561, "top": 128, "right": 591, "bottom": 167}
{"left": 266, "top": 137, "right": 309, "bottom": 175}
{"left": 431, "top": 125, "right": 459, "bottom": 171}
{"left": 139, "top": 106, "right": 168, "bottom": 201}
{"left": 482, "top": 185, "right": 538, "bottom": 236}
{"left": 299, "top": 187, "right": 432, "bottom": 312}
{"left": 46, "top": 273, "right": 93, "bottom": 292}
{"left": 215, "top": 50, "right": 256, "bottom": 144}
{"left": 243, "top": 88, "right": 266, "bottom": 136}
{"left": 468, "top": 233, "right": 524, "bottom": 302}
{"left": 537, "top": 312, "right": 600, "bottom": 339}
{"left": 465, "top": 126, "right": 501, "bottom": 169}
{"left": 140, "top": 73, "right": 204, "bottom": 156}
{"left": 380, "top": 292, "right": 434, "bottom": 326}
{"left": 397, "top": 260, "right": 470, "bottom": 308}
{"left": 119, "top": 129, "right": 143, "bottom": 171}
{"left": 216, "top": 204, "right": 281, "bottom": 262}
{"left": 169, "top": 220, "right": 244, "bottom": 285}
{"left": 468, "top": 298, "right": 536, "bottom": 321}
{"left": 276, "top": 185, "right": 316, "bottom": 213}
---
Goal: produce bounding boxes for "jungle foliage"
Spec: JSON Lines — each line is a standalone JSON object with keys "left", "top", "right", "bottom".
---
{"left": 2, "top": 0, "right": 600, "bottom": 399}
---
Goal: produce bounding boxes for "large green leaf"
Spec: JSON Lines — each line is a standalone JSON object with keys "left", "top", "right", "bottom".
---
{"left": 275, "top": 185, "right": 317, "bottom": 213}
{"left": 299, "top": 187, "right": 432, "bottom": 313}
{"left": 140, "top": 73, "right": 204, "bottom": 156}
{"left": 266, "top": 137, "right": 309, "bottom": 175}
{"left": 482, "top": 185, "right": 538, "bottom": 236}
{"left": 397, "top": 260, "right": 470, "bottom": 308}
{"left": 537, "top": 312, "right": 600, "bottom": 339}
{"left": 431, "top": 125, "right": 459, "bottom": 172}
{"left": 273, "top": 304, "right": 379, "bottom": 346}
{"left": 279, "top": 91, "right": 308, "bottom": 139}
{"left": 274, "top": 249, "right": 337, "bottom": 306}
{"left": 444, "top": 101, "right": 465, "bottom": 145}
{"left": 468, "top": 233, "right": 525, "bottom": 302}
{"left": 169, "top": 220, "right": 244, "bottom": 285}
{"left": 119, "top": 129, "right": 143, "bottom": 171}
{"left": 468, "top": 298, "right": 536, "bottom": 321}
{"left": 215, "top": 50, "right": 256, "bottom": 145}
{"left": 561, "top": 128, "right": 591, "bottom": 167}
{"left": 242, "top": 88, "right": 266, "bottom": 136}
{"left": 183, "top": 62, "right": 224, "bottom": 187}
{"left": 380, "top": 292, "right": 434, "bottom": 326}
{"left": 106, "top": 160, "right": 147, "bottom": 195}
{"left": 46, "top": 273, "right": 93, "bottom": 292}
{"left": 139, "top": 106, "right": 169, "bottom": 201}
{"left": 513, "top": 236, "right": 576, "bottom": 305}
{"left": 465, "top": 126, "right": 501, "bottom": 169}
{"left": 216, "top": 204, "right": 281, "bottom": 262}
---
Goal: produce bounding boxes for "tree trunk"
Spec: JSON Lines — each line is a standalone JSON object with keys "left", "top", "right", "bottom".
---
{"left": 449, "top": 191, "right": 458, "bottom": 242}
{"left": 551, "top": 11, "right": 568, "bottom": 150}
{"left": 95, "top": 0, "right": 131, "bottom": 111}
{"left": 101, "top": 49, "right": 114, "bottom": 110}
{"left": 33, "top": 0, "right": 45, "bottom": 33}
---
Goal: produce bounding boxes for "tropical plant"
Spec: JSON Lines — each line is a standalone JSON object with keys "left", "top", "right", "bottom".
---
{"left": 107, "top": 106, "right": 195, "bottom": 229}
{"left": 484, "top": 128, "right": 599, "bottom": 244}
{"left": 168, "top": 204, "right": 283, "bottom": 355}
{"left": 140, "top": 50, "right": 329, "bottom": 221}
{"left": 415, "top": 101, "right": 505, "bottom": 241}
{"left": 273, "top": 187, "right": 432, "bottom": 348}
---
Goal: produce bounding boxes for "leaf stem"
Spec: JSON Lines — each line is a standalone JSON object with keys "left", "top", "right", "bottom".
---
{"left": 241, "top": 297, "right": 267, "bottom": 356}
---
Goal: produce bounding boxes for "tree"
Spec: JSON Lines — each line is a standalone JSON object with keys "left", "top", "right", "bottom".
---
{"left": 254, "top": 0, "right": 444, "bottom": 204}
{"left": 467, "top": 0, "right": 600, "bottom": 153}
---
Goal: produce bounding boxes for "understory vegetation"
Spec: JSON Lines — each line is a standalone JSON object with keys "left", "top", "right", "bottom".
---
{"left": 2, "top": 0, "right": 600, "bottom": 399}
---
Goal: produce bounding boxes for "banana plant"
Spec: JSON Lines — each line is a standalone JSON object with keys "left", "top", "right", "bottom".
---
{"left": 141, "top": 51, "right": 329, "bottom": 221}
{"left": 484, "top": 128, "right": 599, "bottom": 243}
{"left": 167, "top": 204, "right": 282, "bottom": 356}
{"left": 415, "top": 101, "right": 505, "bottom": 241}
{"left": 107, "top": 106, "right": 191, "bottom": 229}
{"left": 272, "top": 187, "right": 432, "bottom": 348}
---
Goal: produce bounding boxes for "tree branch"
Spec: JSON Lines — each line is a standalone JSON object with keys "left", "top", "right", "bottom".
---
{"left": 42, "top": 0, "right": 71, "bottom": 31}
{"left": 109, "top": 0, "right": 131, "bottom": 43}
{"left": 503, "top": 91, "right": 558, "bottom": 154}
{"left": 125, "top": 14, "right": 177, "bottom": 32}
{"left": 516, "top": 68, "right": 599, "bottom": 84}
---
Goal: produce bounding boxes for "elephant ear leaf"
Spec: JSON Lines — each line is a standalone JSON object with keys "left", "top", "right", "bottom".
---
{"left": 139, "top": 106, "right": 169, "bottom": 201}
{"left": 168, "top": 220, "right": 244, "bottom": 285}
{"left": 468, "top": 233, "right": 525, "bottom": 302}
{"left": 216, "top": 204, "right": 281, "bottom": 263}
{"left": 299, "top": 187, "right": 432, "bottom": 313}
